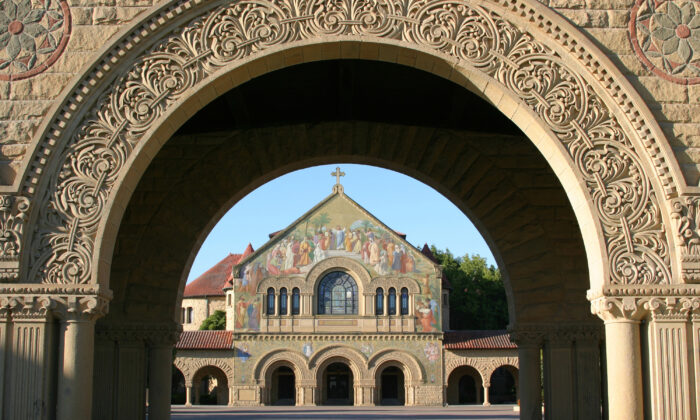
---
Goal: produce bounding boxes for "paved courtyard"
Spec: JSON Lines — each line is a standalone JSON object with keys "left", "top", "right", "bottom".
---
{"left": 169, "top": 405, "right": 520, "bottom": 419}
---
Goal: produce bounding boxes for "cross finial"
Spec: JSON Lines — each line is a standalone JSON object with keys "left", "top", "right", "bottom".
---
{"left": 331, "top": 166, "right": 345, "bottom": 193}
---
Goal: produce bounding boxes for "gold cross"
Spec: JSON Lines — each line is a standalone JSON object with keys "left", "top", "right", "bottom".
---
{"left": 331, "top": 166, "right": 345, "bottom": 186}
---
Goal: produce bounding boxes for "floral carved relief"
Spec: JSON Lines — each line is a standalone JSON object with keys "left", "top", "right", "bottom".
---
{"left": 25, "top": 0, "right": 671, "bottom": 285}
{"left": 631, "top": 0, "right": 700, "bottom": 84}
{"left": 0, "top": 0, "right": 70, "bottom": 80}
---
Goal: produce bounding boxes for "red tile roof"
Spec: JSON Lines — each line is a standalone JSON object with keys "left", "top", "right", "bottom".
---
{"left": 443, "top": 330, "right": 516, "bottom": 349}
{"left": 176, "top": 330, "right": 233, "bottom": 350}
{"left": 184, "top": 251, "right": 247, "bottom": 297}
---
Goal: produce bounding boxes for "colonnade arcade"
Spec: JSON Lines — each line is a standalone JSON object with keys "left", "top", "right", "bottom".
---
{"left": 0, "top": 0, "right": 698, "bottom": 419}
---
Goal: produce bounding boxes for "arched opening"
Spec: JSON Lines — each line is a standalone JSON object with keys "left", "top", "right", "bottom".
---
{"left": 490, "top": 366, "right": 518, "bottom": 404}
{"left": 270, "top": 366, "right": 295, "bottom": 406}
{"left": 171, "top": 367, "right": 186, "bottom": 405}
{"left": 378, "top": 365, "right": 405, "bottom": 406}
{"left": 191, "top": 366, "right": 229, "bottom": 406}
{"left": 447, "top": 366, "right": 483, "bottom": 405}
{"left": 94, "top": 56, "right": 604, "bottom": 417}
{"left": 323, "top": 362, "right": 354, "bottom": 405}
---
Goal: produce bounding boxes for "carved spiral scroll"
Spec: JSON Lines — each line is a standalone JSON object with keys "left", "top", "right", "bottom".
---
{"left": 28, "top": 0, "right": 670, "bottom": 285}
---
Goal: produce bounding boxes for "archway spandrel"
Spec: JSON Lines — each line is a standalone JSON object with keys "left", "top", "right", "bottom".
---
{"left": 14, "top": 0, "right": 681, "bottom": 287}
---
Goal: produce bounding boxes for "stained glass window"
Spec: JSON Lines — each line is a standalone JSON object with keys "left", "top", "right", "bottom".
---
{"left": 376, "top": 288, "right": 384, "bottom": 315}
{"left": 400, "top": 287, "right": 409, "bottom": 315}
{"left": 280, "top": 287, "right": 288, "bottom": 315}
{"left": 292, "top": 288, "right": 300, "bottom": 315}
{"left": 318, "top": 271, "right": 357, "bottom": 315}
{"left": 267, "top": 288, "right": 275, "bottom": 315}
{"left": 388, "top": 288, "right": 396, "bottom": 315}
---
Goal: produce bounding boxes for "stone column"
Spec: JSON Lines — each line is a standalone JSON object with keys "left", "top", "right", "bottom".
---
{"left": 57, "top": 313, "right": 97, "bottom": 420}
{"left": 482, "top": 384, "right": 490, "bottom": 406}
{"left": 693, "top": 308, "right": 700, "bottom": 420}
{"left": 543, "top": 332, "right": 575, "bottom": 419}
{"left": 185, "top": 383, "right": 193, "bottom": 407}
{"left": 591, "top": 296, "right": 644, "bottom": 420}
{"left": 4, "top": 297, "right": 57, "bottom": 420}
{"left": 148, "top": 333, "right": 178, "bottom": 420}
{"left": 510, "top": 330, "right": 542, "bottom": 420}
{"left": 0, "top": 301, "right": 9, "bottom": 415}
{"left": 229, "top": 386, "right": 235, "bottom": 407}
{"left": 646, "top": 297, "right": 693, "bottom": 419}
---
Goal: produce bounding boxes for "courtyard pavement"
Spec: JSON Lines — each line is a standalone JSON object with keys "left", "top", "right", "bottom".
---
{"left": 169, "top": 405, "right": 520, "bottom": 419}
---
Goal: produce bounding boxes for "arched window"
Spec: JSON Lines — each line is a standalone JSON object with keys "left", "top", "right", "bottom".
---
{"left": 292, "top": 288, "right": 300, "bottom": 315}
{"left": 317, "top": 271, "right": 358, "bottom": 315}
{"left": 400, "top": 287, "right": 409, "bottom": 315}
{"left": 376, "top": 288, "right": 384, "bottom": 315}
{"left": 388, "top": 288, "right": 396, "bottom": 315}
{"left": 267, "top": 288, "right": 275, "bottom": 315}
{"left": 280, "top": 288, "right": 288, "bottom": 315}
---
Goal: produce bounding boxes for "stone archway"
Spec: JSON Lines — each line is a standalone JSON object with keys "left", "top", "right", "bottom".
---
{"left": 0, "top": 0, "right": 698, "bottom": 419}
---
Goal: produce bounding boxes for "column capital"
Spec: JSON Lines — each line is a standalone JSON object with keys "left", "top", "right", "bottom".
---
{"left": 508, "top": 326, "right": 545, "bottom": 347}
{"left": 590, "top": 296, "right": 646, "bottom": 322}
{"left": 646, "top": 296, "right": 698, "bottom": 321}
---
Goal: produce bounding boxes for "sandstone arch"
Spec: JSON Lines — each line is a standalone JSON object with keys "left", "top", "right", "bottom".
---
{"left": 0, "top": 0, "right": 697, "bottom": 417}
{"left": 368, "top": 348, "right": 425, "bottom": 385}
{"left": 13, "top": 0, "right": 683, "bottom": 293}
{"left": 253, "top": 349, "right": 312, "bottom": 384}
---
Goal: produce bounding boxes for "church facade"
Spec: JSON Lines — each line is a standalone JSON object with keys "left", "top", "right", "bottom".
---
{"left": 174, "top": 182, "right": 519, "bottom": 407}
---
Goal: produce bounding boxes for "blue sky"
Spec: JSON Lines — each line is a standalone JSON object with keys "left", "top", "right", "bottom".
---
{"left": 186, "top": 164, "right": 496, "bottom": 282}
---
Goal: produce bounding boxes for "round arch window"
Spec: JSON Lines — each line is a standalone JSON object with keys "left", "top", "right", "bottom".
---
{"left": 317, "top": 271, "right": 358, "bottom": 315}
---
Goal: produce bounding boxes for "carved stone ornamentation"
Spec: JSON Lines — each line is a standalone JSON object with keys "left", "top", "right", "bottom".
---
{"left": 24, "top": 0, "right": 672, "bottom": 286}
{"left": 672, "top": 197, "right": 700, "bottom": 282}
{"left": 0, "top": 194, "right": 29, "bottom": 282}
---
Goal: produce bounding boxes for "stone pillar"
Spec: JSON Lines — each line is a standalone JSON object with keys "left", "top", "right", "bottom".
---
{"left": 482, "top": 384, "right": 490, "bottom": 406}
{"left": 543, "top": 332, "right": 575, "bottom": 420}
{"left": 229, "top": 386, "right": 235, "bottom": 407}
{"left": 148, "top": 337, "right": 177, "bottom": 420}
{"left": 591, "top": 296, "right": 644, "bottom": 420}
{"left": 693, "top": 308, "right": 700, "bottom": 420}
{"left": 0, "top": 302, "right": 9, "bottom": 415}
{"left": 57, "top": 313, "right": 97, "bottom": 420}
{"left": 510, "top": 330, "right": 542, "bottom": 420}
{"left": 646, "top": 297, "right": 693, "bottom": 419}
{"left": 185, "top": 383, "right": 193, "bottom": 407}
{"left": 4, "top": 297, "right": 56, "bottom": 420}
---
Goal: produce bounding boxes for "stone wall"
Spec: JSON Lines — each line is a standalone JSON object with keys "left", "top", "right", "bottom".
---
{"left": 181, "top": 297, "right": 224, "bottom": 331}
{"left": 0, "top": 0, "right": 697, "bottom": 187}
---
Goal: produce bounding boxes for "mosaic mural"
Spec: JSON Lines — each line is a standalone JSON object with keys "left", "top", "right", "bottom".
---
{"left": 233, "top": 193, "right": 441, "bottom": 332}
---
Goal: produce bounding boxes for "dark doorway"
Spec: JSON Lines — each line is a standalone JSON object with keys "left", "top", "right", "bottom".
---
{"left": 271, "top": 366, "right": 295, "bottom": 406}
{"left": 379, "top": 366, "right": 404, "bottom": 405}
{"left": 324, "top": 362, "right": 353, "bottom": 405}
{"left": 489, "top": 366, "right": 518, "bottom": 404}
{"left": 458, "top": 375, "right": 478, "bottom": 404}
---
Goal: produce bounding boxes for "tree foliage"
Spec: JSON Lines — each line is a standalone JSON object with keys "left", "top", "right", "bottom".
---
{"left": 430, "top": 246, "right": 509, "bottom": 330}
{"left": 199, "top": 310, "right": 226, "bottom": 330}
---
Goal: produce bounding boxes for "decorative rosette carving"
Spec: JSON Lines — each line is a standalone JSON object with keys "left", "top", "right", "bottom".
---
{"left": 26, "top": 0, "right": 672, "bottom": 286}
{"left": 0, "top": 0, "right": 70, "bottom": 80}
{"left": 630, "top": 0, "right": 700, "bottom": 84}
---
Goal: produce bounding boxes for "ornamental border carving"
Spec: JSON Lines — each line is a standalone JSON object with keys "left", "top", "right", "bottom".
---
{"left": 14, "top": 0, "right": 685, "bottom": 287}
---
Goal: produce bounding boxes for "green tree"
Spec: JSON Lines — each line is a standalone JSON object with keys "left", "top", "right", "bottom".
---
{"left": 199, "top": 310, "right": 226, "bottom": 330}
{"left": 430, "top": 246, "right": 509, "bottom": 330}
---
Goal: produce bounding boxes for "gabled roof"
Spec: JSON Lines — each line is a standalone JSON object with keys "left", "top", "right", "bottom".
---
{"left": 233, "top": 190, "right": 439, "bottom": 276}
{"left": 176, "top": 330, "right": 233, "bottom": 350}
{"left": 443, "top": 330, "right": 516, "bottom": 349}
{"left": 184, "top": 246, "right": 253, "bottom": 297}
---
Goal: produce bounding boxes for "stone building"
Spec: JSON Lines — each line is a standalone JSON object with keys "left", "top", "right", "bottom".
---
{"left": 2, "top": 0, "right": 700, "bottom": 418}
{"left": 173, "top": 186, "right": 519, "bottom": 406}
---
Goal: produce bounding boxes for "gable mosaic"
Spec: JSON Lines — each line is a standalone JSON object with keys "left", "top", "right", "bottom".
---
{"left": 232, "top": 192, "right": 441, "bottom": 333}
